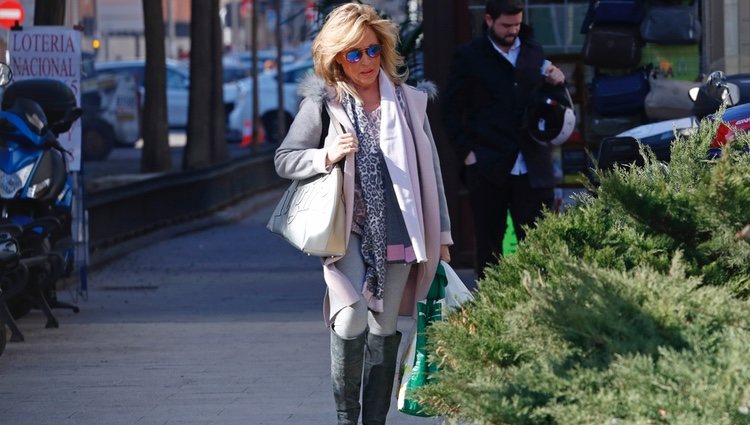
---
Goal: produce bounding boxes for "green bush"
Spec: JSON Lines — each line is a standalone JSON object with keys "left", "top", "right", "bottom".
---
{"left": 420, "top": 120, "right": 750, "bottom": 424}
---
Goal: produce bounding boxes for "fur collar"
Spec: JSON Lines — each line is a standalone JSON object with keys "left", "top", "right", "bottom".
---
{"left": 297, "top": 74, "right": 332, "bottom": 103}
{"left": 414, "top": 80, "right": 438, "bottom": 100}
{"left": 297, "top": 74, "right": 438, "bottom": 103}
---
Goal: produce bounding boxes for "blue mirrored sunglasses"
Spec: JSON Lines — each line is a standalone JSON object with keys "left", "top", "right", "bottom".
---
{"left": 344, "top": 44, "right": 382, "bottom": 63}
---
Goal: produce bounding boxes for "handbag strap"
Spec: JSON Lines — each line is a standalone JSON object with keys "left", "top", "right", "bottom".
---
{"left": 318, "top": 106, "right": 330, "bottom": 149}
{"left": 325, "top": 103, "right": 345, "bottom": 136}
{"left": 319, "top": 103, "right": 345, "bottom": 148}
{"left": 321, "top": 103, "right": 346, "bottom": 166}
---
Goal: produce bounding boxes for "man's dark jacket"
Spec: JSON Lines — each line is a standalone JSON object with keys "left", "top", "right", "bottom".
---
{"left": 443, "top": 32, "right": 555, "bottom": 189}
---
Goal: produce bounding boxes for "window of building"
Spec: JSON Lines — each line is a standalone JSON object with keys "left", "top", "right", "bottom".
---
{"left": 467, "top": 0, "right": 588, "bottom": 54}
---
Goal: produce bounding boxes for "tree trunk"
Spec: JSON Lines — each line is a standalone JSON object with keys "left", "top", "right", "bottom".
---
{"left": 183, "top": 0, "right": 212, "bottom": 169}
{"left": 185, "top": 0, "right": 226, "bottom": 169}
{"left": 141, "top": 0, "right": 172, "bottom": 172}
{"left": 210, "top": 0, "right": 228, "bottom": 163}
{"left": 34, "top": 0, "right": 65, "bottom": 25}
{"left": 274, "top": 0, "right": 286, "bottom": 143}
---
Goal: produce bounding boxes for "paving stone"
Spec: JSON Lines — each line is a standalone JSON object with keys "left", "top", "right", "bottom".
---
{"left": 0, "top": 194, "right": 467, "bottom": 425}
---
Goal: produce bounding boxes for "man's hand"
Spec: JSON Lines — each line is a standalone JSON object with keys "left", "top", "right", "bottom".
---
{"left": 544, "top": 64, "right": 565, "bottom": 86}
{"left": 464, "top": 151, "right": 477, "bottom": 166}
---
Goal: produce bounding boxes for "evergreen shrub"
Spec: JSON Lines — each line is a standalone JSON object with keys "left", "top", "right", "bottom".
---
{"left": 420, "top": 119, "right": 750, "bottom": 424}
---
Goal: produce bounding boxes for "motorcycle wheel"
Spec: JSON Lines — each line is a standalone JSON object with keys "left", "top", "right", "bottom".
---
{"left": 83, "top": 120, "right": 115, "bottom": 161}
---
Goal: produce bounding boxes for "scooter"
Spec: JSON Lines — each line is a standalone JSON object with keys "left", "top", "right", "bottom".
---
{"left": 596, "top": 71, "right": 750, "bottom": 168}
{"left": 0, "top": 63, "right": 82, "bottom": 328}
{"left": 687, "top": 71, "right": 750, "bottom": 154}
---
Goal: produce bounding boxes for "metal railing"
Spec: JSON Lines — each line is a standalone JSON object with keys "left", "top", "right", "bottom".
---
{"left": 86, "top": 152, "right": 282, "bottom": 252}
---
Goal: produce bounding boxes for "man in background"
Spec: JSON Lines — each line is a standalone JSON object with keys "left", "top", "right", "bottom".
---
{"left": 443, "top": 0, "right": 566, "bottom": 278}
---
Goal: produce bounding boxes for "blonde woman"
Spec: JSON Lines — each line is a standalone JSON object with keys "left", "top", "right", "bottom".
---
{"left": 274, "top": 4, "right": 452, "bottom": 424}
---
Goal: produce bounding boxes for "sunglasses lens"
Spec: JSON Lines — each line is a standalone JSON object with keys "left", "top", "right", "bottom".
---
{"left": 344, "top": 45, "right": 382, "bottom": 63}
{"left": 366, "top": 45, "right": 382, "bottom": 58}
{"left": 345, "top": 50, "right": 362, "bottom": 63}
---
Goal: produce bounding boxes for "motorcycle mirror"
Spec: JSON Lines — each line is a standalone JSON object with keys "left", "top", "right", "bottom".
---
{"left": 689, "top": 87, "right": 700, "bottom": 102}
{"left": 724, "top": 82, "right": 741, "bottom": 106}
{"left": 0, "top": 63, "right": 12, "bottom": 87}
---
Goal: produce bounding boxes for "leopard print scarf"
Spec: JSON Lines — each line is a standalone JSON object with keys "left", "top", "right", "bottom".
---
{"left": 343, "top": 94, "right": 387, "bottom": 300}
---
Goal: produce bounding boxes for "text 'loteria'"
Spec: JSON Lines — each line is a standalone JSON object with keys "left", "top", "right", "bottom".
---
{"left": 11, "top": 33, "right": 76, "bottom": 53}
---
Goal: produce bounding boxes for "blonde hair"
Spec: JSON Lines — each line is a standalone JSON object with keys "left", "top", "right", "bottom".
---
{"left": 311, "top": 3, "right": 407, "bottom": 102}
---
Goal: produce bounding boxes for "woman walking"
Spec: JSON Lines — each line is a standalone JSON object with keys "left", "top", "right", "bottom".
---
{"left": 274, "top": 4, "right": 452, "bottom": 424}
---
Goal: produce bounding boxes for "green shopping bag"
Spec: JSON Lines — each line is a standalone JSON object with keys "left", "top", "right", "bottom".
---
{"left": 397, "top": 262, "right": 474, "bottom": 417}
{"left": 397, "top": 263, "right": 446, "bottom": 416}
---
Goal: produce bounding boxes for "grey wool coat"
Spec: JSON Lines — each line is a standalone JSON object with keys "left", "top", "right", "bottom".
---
{"left": 274, "top": 74, "right": 453, "bottom": 324}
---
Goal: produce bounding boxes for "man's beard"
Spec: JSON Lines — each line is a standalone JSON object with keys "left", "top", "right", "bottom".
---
{"left": 488, "top": 30, "right": 516, "bottom": 47}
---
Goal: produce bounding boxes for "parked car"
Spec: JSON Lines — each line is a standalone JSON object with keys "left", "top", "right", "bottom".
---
{"left": 78, "top": 53, "right": 141, "bottom": 160}
{"left": 224, "top": 49, "right": 296, "bottom": 72}
{"left": 95, "top": 59, "right": 241, "bottom": 129}
{"left": 227, "top": 60, "right": 314, "bottom": 144}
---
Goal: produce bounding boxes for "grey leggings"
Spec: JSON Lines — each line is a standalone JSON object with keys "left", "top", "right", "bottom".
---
{"left": 332, "top": 233, "right": 411, "bottom": 339}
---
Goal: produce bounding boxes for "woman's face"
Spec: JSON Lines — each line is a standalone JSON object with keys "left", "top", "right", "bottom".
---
{"left": 336, "top": 27, "right": 381, "bottom": 90}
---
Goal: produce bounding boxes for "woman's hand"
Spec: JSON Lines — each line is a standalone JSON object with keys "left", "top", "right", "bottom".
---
{"left": 326, "top": 133, "right": 358, "bottom": 166}
{"left": 440, "top": 245, "right": 451, "bottom": 263}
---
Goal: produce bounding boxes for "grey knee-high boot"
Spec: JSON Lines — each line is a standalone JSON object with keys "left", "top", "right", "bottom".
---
{"left": 362, "top": 331, "right": 402, "bottom": 425}
{"left": 331, "top": 330, "right": 366, "bottom": 425}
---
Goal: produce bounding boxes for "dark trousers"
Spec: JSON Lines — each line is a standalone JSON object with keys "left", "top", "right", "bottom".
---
{"left": 467, "top": 170, "right": 553, "bottom": 279}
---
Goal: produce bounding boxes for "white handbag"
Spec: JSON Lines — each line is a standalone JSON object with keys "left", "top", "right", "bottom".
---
{"left": 266, "top": 104, "right": 346, "bottom": 257}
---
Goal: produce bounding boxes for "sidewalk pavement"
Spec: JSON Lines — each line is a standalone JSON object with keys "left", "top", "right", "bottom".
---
{"left": 0, "top": 188, "right": 476, "bottom": 425}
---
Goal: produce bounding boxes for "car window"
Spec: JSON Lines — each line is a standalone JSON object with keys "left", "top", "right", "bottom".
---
{"left": 166, "top": 68, "right": 188, "bottom": 89}
{"left": 98, "top": 65, "right": 145, "bottom": 87}
{"left": 81, "top": 59, "right": 96, "bottom": 80}
{"left": 129, "top": 67, "right": 146, "bottom": 86}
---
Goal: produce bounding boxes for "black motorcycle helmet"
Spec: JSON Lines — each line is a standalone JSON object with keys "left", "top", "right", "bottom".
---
{"left": 1, "top": 78, "right": 81, "bottom": 135}
{"left": 526, "top": 85, "right": 576, "bottom": 146}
